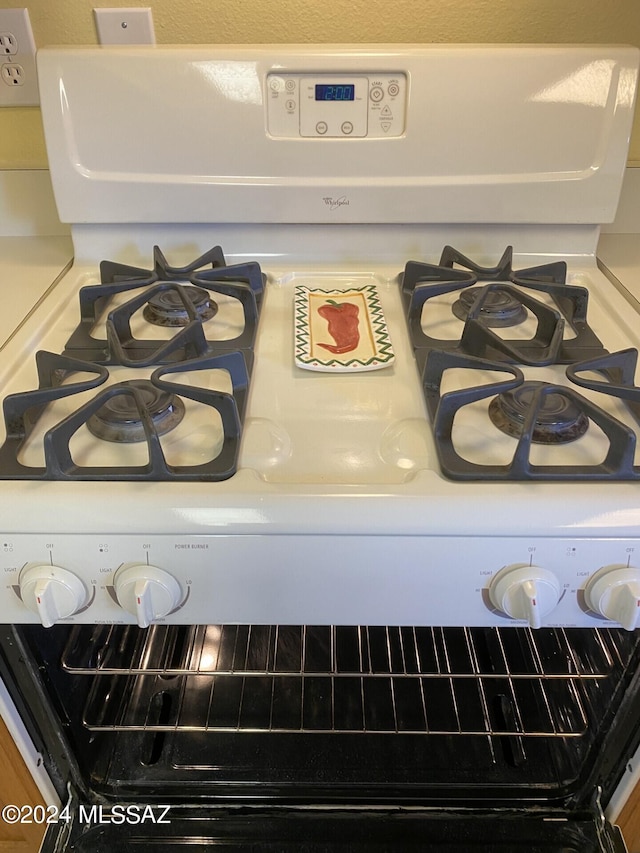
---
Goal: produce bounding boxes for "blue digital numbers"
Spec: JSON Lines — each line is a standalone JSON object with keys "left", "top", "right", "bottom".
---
{"left": 315, "top": 84, "right": 355, "bottom": 102}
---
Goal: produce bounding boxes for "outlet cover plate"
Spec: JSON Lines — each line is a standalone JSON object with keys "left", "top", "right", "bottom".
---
{"left": 94, "top": 8, "right": 156, "bottom": 45}
{"left": 0, "top": 9, "right": 38, "bottom": 107}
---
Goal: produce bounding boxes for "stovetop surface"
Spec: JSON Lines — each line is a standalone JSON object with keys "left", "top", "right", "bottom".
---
{"left": 1, "top": 244, "right": 640, "bottom": 538}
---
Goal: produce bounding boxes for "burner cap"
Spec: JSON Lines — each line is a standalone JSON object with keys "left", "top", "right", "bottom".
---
{"left": 488, "top": 381, "right": 589, "bottom": 444}
{"left": 452, "top": 286, "right": 527, "bottom": 328}
{"left": 87, "top": 380, "right": 186, "bottom": 443}
{"left": 142, "top": 285, "right": 218, "bottom": 327}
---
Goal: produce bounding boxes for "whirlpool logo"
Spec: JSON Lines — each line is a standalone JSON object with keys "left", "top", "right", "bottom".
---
{"left": 323, "top": 195, "right": 350, "bottom": 211}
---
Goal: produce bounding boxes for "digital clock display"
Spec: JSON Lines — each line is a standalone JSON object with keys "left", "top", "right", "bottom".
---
{"left": 315, "top": 84, "right": 355, "bottom": 102}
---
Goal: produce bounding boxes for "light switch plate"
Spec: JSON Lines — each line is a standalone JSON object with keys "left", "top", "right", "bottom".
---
{"left": 0, "top": 8, "right": 38, "bottom": 107}
{"left": 94, "top": 8, "right": 155, "bottom": 45}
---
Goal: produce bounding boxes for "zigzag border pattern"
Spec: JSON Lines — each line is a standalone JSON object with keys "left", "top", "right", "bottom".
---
{"left": 294, "top": 285, "right": 395, "bottom": 371}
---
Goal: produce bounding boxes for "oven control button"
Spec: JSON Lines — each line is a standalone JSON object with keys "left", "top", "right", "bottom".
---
{"left": 488, "top": 564, "right": 561, "bottom": 628}
{"left": 114, "top": 564, "right": 183, "bottom": 629}
{"left": 584, "top": 564, "right": 640, "bottom": 631}
{"left": 19, "top": 565, "right": 88, "bottom": 628}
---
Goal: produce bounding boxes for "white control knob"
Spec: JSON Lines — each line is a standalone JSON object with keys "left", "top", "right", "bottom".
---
{"left": 114, "top": 564, "right": 183, "bottom": 629}
{"left": 19, "top": 564, "right": 88, "bottom": 628}
{"left": 585, "top": 564, "right": 640, "bottom": 631}
{"left": 489, "top": 563, "right": 561, "bottom": 628}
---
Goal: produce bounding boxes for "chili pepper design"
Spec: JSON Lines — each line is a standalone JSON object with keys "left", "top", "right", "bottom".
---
{"left": 317, "top": 299, "right": 360, "bottom": 354}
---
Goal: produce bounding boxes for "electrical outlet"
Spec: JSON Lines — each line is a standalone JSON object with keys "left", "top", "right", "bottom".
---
{"left": 94, "top": 8, "right": 156, "bottom": 45}
{"left": 0, "top": 33, "right": 18, "bottom": 56}
{"left": 0, "top": 9, "right": 38, "bottom": 107}
{"left": 2, "top": 63, "right": 24, "bottom": 85}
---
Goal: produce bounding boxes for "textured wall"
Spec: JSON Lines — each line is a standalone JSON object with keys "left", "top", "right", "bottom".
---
{"left": 3, "top": 0, "right": 640, "bottom": 167}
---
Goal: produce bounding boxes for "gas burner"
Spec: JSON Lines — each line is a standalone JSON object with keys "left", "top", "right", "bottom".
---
{"left": 106, "top": 281, "right": 258, "bottom": 368}
{"left": 420, "top": 348, "right": 640, "bottom": 481}
{"left": 142, "top": 285, "right": 218, "bottom": 328}
{"left": 65, "top": 245, "right": 265, "bottom": 364}
{"left": 0, "top": 350, "right": 250, "bottom": 481}
{"left": 400, "top": 245, "right": 606, "bottom": 367}
{"left": 452, "top": 286, "right": 527, "bottom": 328}
{"left": 488, "top": 381, "right": 589, "bottom": 444}
{"left": 86, "top": 379, "right": 186, "bottom": 443}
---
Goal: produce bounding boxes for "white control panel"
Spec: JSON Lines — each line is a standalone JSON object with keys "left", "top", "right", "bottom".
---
{"left": 2, "top": 534, "right": 640, "bottom": 630}
{"left": 266, "top": 72, "right": 407, "bottom": 138}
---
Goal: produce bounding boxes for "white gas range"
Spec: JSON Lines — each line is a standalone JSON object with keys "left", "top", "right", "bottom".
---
{"left": 1, "top": 44, "right": 640, "bottom": 633}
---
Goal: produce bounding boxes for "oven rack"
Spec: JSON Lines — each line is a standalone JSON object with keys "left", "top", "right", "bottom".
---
{"left": 62, "top": 623, "right": 624, "bottom": 679}
{"left": 67, "top": 625, "right": 637, "bottom": 739}
{"left": 81, "top": 668, "right": 592, "bottom": 737}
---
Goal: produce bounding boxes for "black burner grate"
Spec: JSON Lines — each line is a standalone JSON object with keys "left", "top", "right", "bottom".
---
{"left": 400, "top": 246, "right": 640, "bottom": 481}
{"left": 0, "top": 350, "right": 250, "bottom": 481}
{"left": 422, "top": 348, "right": 640, "bottom": 481}
{"left": 105, "top": 280, "right": 259, "bottom": 367}
{"left": 399, "top": 245, "right": 605, "bottom": 369}
{"left": 65, "top": 245, "right": 265, "bottom": 364}
{"left": 0, "top": 245, "right": 264, "bottom": 481}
